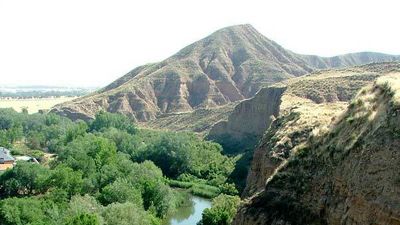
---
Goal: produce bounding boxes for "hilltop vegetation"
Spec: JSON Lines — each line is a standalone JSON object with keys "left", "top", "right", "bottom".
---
{"left": 0, "top": 109, "right": 238, "bottom": 225}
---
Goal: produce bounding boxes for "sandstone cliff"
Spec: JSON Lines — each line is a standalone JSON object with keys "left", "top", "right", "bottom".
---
{"left": 52, "top": 25, "right": 400, "bottom": 123}
{"left": 234, "top": 69, "right": 400, "bottom": 224}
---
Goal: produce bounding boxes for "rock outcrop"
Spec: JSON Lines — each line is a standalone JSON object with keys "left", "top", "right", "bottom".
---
{"left": 234, "top": 68, "right": 400, "bottom": 224}
{"left": 207, "top": 86, "right": 286, "bottom": 152}
{"left": 52, "top": 25, "right": 400, "bottom": 123}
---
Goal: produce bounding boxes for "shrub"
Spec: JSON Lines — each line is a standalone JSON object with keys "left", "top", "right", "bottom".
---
{"left": 200, "top": 194, "right": 240, "bottom": 225}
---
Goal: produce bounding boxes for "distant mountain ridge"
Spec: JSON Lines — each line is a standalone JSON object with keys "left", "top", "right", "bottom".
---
{"left": 52, "top": 24, "right": 400, "bottom": 122}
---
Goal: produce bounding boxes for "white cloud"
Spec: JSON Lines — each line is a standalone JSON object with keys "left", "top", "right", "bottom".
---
{"left": 0, "top": 0, "right": 399, "bottom": 87}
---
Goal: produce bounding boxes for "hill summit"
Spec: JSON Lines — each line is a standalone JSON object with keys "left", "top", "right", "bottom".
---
{"left": 52, "top": 24, "right": 400, "bottom": 121}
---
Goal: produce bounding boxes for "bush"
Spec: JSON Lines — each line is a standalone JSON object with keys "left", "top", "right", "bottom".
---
{"left": 200, "top": 194, "right": 240, "bottom": 225}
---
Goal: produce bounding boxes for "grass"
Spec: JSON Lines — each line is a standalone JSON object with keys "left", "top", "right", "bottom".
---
{"left": 377, "top": 73, "right": 400, "bottom": 106}
{"left": 167, "top": 179, "right": 221, "bottom": 198}
{"left": 0, "top": 97, "right": 76, "bottom": 114}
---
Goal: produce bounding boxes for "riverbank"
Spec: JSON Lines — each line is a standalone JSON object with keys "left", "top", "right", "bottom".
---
{"left": 167, "top": 179, "right": 220, "bottom": 199}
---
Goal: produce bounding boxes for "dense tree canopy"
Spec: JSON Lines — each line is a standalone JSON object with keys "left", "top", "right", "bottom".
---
{"left": 0, "top": 109, "right": 240, "bottom": 224}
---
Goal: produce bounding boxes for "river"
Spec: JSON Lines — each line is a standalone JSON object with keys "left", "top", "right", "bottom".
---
{"left": 163, "top": 195, "right": 212, "bottom": 225}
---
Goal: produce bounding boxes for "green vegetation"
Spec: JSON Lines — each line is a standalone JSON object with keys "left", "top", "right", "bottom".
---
{"left": 0, "top": 109, "right": 239, "bottom": 224}
{"left": 199, "top": 194, "right": 241, "bottom": 225}
{"left": 167, "top": 180, "right": 223, "bottom": 198}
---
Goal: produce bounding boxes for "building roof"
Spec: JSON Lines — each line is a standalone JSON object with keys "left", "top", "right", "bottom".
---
{"left": 0, "top": 147, "right": 15, "bottom": 162}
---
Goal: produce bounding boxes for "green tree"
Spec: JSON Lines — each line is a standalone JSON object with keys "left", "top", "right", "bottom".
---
{"left": 90, "top": 111, "right": 136, "bottom": 134}
{"left": 0, "top": 162, "right": 50, "bottom": 197}
{"left": 26, "top": 130, "right": 46, "bottom": 149}
{"left": 0, "top": 114, "right": 13, "bottom": 130}
{"left": 200, "top": 194, "right": 240, "bottom": 225}
{"left": 67, "top": 195, "right": 103, "bottom": 216}
{"left": 0, "top": 197, "right": 55, "bottom": 225}
{"left": 102, "top": 202, "right": 159, "bottom": 225}
{"left": 0, "top": 130, "right": 11, "bottom": 148}
{"left": 21, "top": 107, "right": 28, "bottom": 114}
{"left": 7, "top": 125, "right": 23, "bottom": 143}
{"left": 64, "top": 121, "right": 88, "bottom": 144}
{"left": 99, "top": 178, "right": 142, "bottom": 206}
{"left": 100, "top": 128, "right": 143, "bottom": 159}
{"left": 49, "top": 165, "right": 84, "bottom": 197}
{"left": 65, "top": 213, "right": 100, "bottom": 225}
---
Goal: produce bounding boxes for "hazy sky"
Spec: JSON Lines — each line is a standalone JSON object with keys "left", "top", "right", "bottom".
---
{"left": 1, "top": 0, "right": 399, "bottom": 87}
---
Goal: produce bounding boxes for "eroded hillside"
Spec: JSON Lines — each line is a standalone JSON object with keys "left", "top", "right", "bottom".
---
{"left": 234, "top": 72, "right": 400, "bottom": 225}
{"left": 52, "top": 25, "right": 400, "bottom": 123}
{"left": 208, "top": 63, "right": 400, "bottom": 155}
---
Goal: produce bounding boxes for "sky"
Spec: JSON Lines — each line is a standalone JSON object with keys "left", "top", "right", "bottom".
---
{"left": 0, "top": 0, "right": 399, "bottom": 87}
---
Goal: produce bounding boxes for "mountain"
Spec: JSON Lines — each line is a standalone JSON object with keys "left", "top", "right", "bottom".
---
{"left": 52, "top": 24, "right": 400, "bottom": 122}
{"left": 234, "top": 71, "right": 400, "bottom": 225}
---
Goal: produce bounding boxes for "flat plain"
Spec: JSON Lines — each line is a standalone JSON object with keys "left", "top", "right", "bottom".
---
{"left": 0, "top": 97, "right": 75, "bottom": 114}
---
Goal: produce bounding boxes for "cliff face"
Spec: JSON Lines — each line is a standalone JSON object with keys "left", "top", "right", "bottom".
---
{"left": 52, "top": 25, "right": 400, "bottom": 123}
{"left": 207, "top": 86, "right": 286, "bottom": 152}
{"left": 234, "top": 72, "right": 400, "bottom": 225}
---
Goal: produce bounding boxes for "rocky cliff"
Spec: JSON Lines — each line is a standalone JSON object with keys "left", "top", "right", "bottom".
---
{"left": 208, "top": 63, "right": 399, "bottom": 155}
{"left": 208, "top": 86, "right": 286, "bottom": 152}
{"left": 52, "top": 25, "right": 400, "bottom": 123}
{"left": 234, "top": 68, "right": 400, "bottom": 224}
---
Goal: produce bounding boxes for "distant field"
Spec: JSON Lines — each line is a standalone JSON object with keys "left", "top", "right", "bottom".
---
{"left": 0, "top": 97, "right": 76, "bottom": 114}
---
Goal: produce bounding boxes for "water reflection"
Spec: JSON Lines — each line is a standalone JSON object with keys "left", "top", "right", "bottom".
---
{"left": 163, "top": 195, "right": 212, "bottom": 225}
